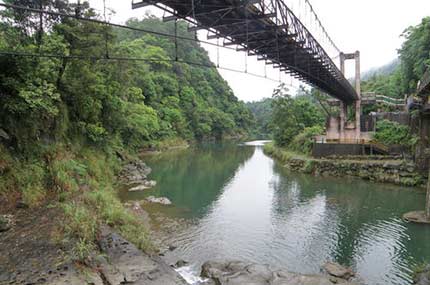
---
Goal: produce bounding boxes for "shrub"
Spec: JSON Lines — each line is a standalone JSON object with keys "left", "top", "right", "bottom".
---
{"left": 289, "top": 126, "right": 324, "bottom": 154}
{"left": 374, "top": 120, "right": 418, "bottom": 147}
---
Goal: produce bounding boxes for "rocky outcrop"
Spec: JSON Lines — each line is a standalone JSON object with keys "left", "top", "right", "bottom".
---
{"left": 96, "top": 225, "right": 187, "bottom": 285}
{"left": 120, "top": 160, "right": 157, "bottom": 191}
{"left": 200, "top": 260, "right": 361, "bottom": 285}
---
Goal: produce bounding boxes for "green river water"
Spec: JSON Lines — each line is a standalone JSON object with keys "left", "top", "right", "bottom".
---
{"left": 123, "top": 141, "right": 430, "bottom": 285}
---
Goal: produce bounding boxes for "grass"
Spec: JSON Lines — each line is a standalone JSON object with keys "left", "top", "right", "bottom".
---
{"left": 263, "top": 142, "right": 309, "bottom": 162}
{"left": 1, "top": 143, "right": 152, "bottom": 262}
{"left": 145, "top": 137, "right": 189, "bottom": 151}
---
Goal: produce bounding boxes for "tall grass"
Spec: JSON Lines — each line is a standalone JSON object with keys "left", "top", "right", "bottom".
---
{"left": 1, "top": 143, "right": 151, "bottom": 261}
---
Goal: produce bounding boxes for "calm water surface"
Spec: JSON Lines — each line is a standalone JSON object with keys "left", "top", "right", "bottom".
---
{"left": 124, "top": 141, "right": 430, "bottom": 285}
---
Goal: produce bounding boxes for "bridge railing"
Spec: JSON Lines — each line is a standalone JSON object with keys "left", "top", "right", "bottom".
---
{"left": 132, "top": 0, "right": 358, "bottom": 102}
{"left": 270, "top": 0, "right": 357, "bottom": 101}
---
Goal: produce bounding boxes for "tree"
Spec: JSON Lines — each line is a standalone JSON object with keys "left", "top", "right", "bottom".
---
{"left": 399, "top": 17, "right": 430, "bottom": 94}
{"left": 271, "top": 84, "right": 324, "bottom": 147}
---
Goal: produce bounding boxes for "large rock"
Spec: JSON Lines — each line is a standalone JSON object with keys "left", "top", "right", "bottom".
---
{"left": 323, "top": 262, "right": 355, "bottom": 280}
{"left": 97, "top": 225, "right": 187, "bottom": 285}
{"left": 403, "top": 211, "right": 430, "bottom": 224}
{"left": 146, "top": 196, "right": 172, "bottom": 205}
{"left": 201, "top": 260, "right": 360, "bottom": 285}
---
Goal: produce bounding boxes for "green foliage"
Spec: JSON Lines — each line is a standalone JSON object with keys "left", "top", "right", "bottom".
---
{"left": 374, "top": 120, "right": 418, "bottom": 147}
{"left": 399, "top": 17, "right": 430, "bottom": 94}
{"left": 0, "top": 3, "right": 252, "bottom": 155}
{"left": 271, "top": 84, "right": 325, "bottom": 147}
{"left": 289, "top": 126, "right": 324, "bottom": 154}
{"left": 0, "top": 0, "right": 254, "bottom": 261}
{"left": 360, "top": 17, "right": 430, "bottom": 107}
{"left": 246, "top": 98, "right": 273, "bottom": 139}
{"left": 361, "top": 67, "right": 403, "bottom": 101}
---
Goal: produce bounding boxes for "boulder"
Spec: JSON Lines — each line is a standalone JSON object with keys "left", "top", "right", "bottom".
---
{"left": 129, "top": 185, "right": 149, "bottom": 192}
{"left": 403, "top": 211, "right": 430, "bottom": 224}
{"left": 322, "top": 262, "right": 355, "bottom": 280}
{"left": 128, "top": 180, "right": 156, "bottom": 192}
{"left": 172, "top": 260, "right": 188, "bottom": 268}
{"left": 146, "top": 196, "right": 172, "bottom": 205}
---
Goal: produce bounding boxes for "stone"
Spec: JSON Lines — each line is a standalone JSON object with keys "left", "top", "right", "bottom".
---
{"left": 323, "top": 262, "right": 355, "bottom": 280}
{"left": 403, "top": 211, "right": 430, "bottom": 224}
{"left": 172, "top": 260, "right": 188, "bottom": 268}
{"left": 201, "top": 260, "right": 360, "bottom": 285}
{"left": 97, "top": 225, "right": 187, "bottom": 284}
{"left": 146, "top": 196, "right": 172, "bottom": 205}
{"left": 169, "top": 245, "right": 177, "bottom": 251}
{"left": 0, "top": 215, "right": 13, "bottom": 232}
{"left": 128, "top": 180, "right": 156, "bottom": 192}
{"left": 129, "top": 184, "right": 149, "bottom": 192}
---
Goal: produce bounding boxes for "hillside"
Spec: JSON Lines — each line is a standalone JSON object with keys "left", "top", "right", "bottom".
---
{"left": 0, "top": 0, "right": 253, "bottom": 266}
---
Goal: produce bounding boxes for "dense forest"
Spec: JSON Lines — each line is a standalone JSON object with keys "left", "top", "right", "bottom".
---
{"left": 246, "top": 98, "right": 273, "bottom": 139}
{"left": 0, "top": 0, "right": 253, "bottom": 260}
{"left": 0, "top": 2, "right": 253, "bottom": 155}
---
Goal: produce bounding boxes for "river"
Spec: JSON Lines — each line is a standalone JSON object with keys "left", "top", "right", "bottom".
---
{"left": 123, "top": 141, "right": 430, "bottom": 285}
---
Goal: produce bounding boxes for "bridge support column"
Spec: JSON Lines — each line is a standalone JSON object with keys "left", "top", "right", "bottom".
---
{"left": 339, "top": 53, "right": 346, "bottom": 141}
{"left": 339, "top": 51, "right": 361, "bottom": 141}
{"left": 339, "top": 102, "right": 347, "bottom": 141}
{"left": 355, "top": 51, "right": 361, "bottom": 140}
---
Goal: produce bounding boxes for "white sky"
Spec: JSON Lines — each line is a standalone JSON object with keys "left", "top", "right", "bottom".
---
{"left": 88, "top": 0, "right": 430, "bottom": 102}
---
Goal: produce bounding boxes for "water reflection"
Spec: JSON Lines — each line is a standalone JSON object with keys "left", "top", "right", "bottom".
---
{"left": 123, "top": 142, "right": 430, "bottom": 285}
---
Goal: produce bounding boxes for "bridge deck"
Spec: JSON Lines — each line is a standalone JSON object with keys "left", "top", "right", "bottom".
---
{"left": 132, "top": 0, "right": 358, "bottom": 103}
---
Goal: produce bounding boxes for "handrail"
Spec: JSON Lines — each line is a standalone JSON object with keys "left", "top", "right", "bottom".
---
{"left": 315, "top": 138, "right": 389, "bottom": 153}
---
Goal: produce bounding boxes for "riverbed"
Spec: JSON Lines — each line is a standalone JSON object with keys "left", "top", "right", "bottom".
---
{"left": 122, "top": 141, "right": 430, "bottom": 285}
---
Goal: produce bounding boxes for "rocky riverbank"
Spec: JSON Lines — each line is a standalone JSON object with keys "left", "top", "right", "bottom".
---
{"left": 0, "top": 204, "right": 187, "bottom": 285}
{"left": 264, "top": 143, "right": 425, "bottom": 187}
{"left": 120, "top": 160, "right": 157, "bottom": 191}
{"left": 198, "top": 260, "right": 361, "bottom": 285}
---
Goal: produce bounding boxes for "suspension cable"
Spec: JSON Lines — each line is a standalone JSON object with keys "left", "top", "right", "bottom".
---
{"left": 0, "top": 2, "right": 238, "bottom": 52}
{"left": 0, "top": 50, "right": 284, "bottom": 83}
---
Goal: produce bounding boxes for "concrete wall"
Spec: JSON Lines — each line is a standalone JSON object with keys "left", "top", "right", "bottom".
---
{"left": 312, "top": 143, "right": 365, "bottom": 157}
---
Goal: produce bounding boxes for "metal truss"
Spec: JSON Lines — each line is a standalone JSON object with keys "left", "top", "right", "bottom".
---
{"left": 132, "top": 0, "right": 358, "bottom": 103}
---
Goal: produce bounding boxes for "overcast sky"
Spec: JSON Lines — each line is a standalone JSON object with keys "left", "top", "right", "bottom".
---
{"left": 88, "top": 0, "right": 430, "bottom": 102}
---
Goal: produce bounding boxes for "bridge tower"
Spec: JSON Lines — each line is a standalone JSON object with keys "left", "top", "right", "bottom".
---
{"left": 339, "top": 51, "right": 361, "bottom": 141}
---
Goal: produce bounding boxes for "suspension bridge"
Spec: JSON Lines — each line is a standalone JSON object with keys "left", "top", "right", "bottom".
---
{"left": 132, "top": 0, "right": 358, "bottom": 104}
